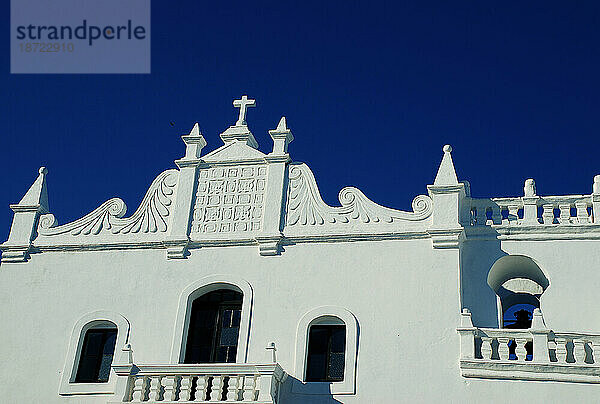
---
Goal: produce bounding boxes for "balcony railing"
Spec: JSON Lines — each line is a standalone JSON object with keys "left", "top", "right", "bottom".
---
{"left": 466, "top": 177, "right": 600, "bottom": 228}
{"left": 112, "top": 361, "right": 286, "bottom": 403}
{"left": 457, "top": 309, "right": 600, "bottom": 383}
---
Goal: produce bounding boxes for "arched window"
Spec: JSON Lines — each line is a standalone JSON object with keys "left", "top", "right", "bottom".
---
{"left": 184, "top": 289, "right": 243, "bottom": 363}
{"left": 306, "top": 316, "right": 346, "bottom": 382}
{"left": 59, "top": 311, "right": 129, "bottom": 396}
{"left": 75, "top": 323, "right": 117, "bottom": 383}
{"left": 294, "top": 306, "right": 358, "bottom": 395}
{"left": 487, "top": 255, "right": 549, "bottom": 329}
{"left": 171, "top": 275, "right": 253, "bottom": 364}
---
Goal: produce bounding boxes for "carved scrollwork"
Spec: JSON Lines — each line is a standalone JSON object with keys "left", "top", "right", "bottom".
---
{"left": 38, "top": 170, "right": 178, "bottom": 237}
{"left": 286, "top": 163, "right": 432, "bottom": 226}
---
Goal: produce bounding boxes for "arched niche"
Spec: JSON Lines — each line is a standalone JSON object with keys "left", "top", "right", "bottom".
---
{"left": 487, "top": 255, "right": 549, "bottom": 328}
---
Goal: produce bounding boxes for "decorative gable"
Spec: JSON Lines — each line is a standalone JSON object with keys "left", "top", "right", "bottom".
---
{"left": 0, "top": 96, "right": 470, "bottom": 262}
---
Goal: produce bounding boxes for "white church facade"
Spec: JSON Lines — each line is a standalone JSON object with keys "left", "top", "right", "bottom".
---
{"left": 1, "top": 96, "right": 600, "bottom": 403}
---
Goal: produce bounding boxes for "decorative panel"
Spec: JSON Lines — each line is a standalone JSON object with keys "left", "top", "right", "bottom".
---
{"left": 191, "top": 165, "right": 267, "bottom": 235}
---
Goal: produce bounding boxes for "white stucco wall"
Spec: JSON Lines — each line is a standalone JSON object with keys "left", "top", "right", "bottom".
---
{"left": 1, "top": 235, "right": 599, "bottom": 403}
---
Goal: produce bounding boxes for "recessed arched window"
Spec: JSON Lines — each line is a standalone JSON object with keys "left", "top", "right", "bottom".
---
{"left": 487, "top": 255, "right": 549, "bottom": 329}
{"left": 184, "top": 289, "right": 243, "bottom": 364}
{"left": 75, "top": 325, "right": 117, "bottom": 383}
{"left": 306, "top": 317, "right": 346, "bottom": 382}
{"left": 60, "top": 311, "right": 129, "bottom": 396}
{"left": 294, "top": 306, "right": 358, "bottom": 395}
{"left": 171, "top": 276, "right": 253, "bottom": 365}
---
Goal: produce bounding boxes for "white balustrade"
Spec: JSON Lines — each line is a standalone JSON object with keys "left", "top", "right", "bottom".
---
{"left": 461, "top": 329, "right": 597, "bottom": 365}
{"left": 466, "top": 177, "right": 599, "bottom": 227}
{"left": 457, "top": 309, "right": 600, "bottom": 383}
{"left": 112, "top": 363, "right": 286, "bottom": 403}
{"left": 468, "top": 195, "right": 595, "bottom": 226}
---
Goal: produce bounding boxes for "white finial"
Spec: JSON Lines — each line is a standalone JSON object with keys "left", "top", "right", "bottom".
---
{"left": 177, "top": 123, "right": 207, "bottom": 164}
{"left": 189, "top": 122, "right": 200, "bottom": 137}
{"left": 268, "top": 116, "right": 294, "bottom": 155}
{"left": 233, "top": 95, "right": 256, "bottom": 126}
{"left": 16, "top": 166, "right": 49, "bottom": 211}
{"left": 433, "top": 145, "right": 459, "bottom": 186}
{"left": 276, "top": 116, "right": 287, "bottom": 131}
{"left": 119, "top": 343, "right": 133, "bottom": 364}
{"left": 266, "top": 342, "right": 277, "bottom": 363}
{"left": 594, "top": 175, "right": 600, "bottom": 194}
{"left": 524, "top": 178, "right": 537, "bottom": 197}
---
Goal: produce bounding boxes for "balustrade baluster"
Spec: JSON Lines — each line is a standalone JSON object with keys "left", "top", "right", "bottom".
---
{"left": 555, "top": 338, "right": 568, "bottom": 363}
{"left": 210, "top": 375, "right": 224, "bottom": 401}
{"left": 548, "top": 340, "right": 557, "bottom": 362}
{"left": 226, "top": 375, "right": 240, "bottom": 401}
{"left": 162, "top": 376, "right": 177, "bottom": 401}
{"left": 491, "top": 206, "right": 502, "bottom": 225}
{"left": 243, "top": 375, "right": 257, "bottom": 401}
{"left": 476, "top": 206, "right": 487, "bottom": 226}
{"left": 194, "top": 375, "right": 208, "bottom": 402}
{"left": 498, "top": 337, "right": 510, "bottom": 360}
{"left": 500, "top": 207, "right": 508, "bottom": 225}
{"left": 132, "top": 376, "right": 148, "bottom": 402}
{"left": 179, "top": 376, "right": 192, "bottom": 402}
{"left": 558, "top": 204, "right": 571, "bottom": 224}
{"left": 149, "top": 376, "right": 162, "bottom": 401}
{"left": 574, "top": 340, "right": 587, "bottom": 363}
{"left": 515, "top": 338, "right": 528, "bottom": 361}
{"left": 508, "top": 205, "right": 519, "bottom": 224}
{"left": 575, "top": 202, "right": 590, "bottom": 224}
{"left": 480, "top": 337, "right": 492, "bottom": 360}
{"left": 542, "top": 204, "right": 554, "bottom": 224}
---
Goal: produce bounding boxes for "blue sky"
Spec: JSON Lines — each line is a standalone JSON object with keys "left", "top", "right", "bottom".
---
{"left": 1, "top": 2, "right": 599, "bottom": 242}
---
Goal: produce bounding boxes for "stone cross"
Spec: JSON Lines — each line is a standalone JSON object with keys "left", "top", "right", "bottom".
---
{"left": 233, "top": 95, "right": 256, "bottom": 126}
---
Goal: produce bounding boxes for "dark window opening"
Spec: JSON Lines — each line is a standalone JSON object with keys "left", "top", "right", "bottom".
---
{"left": 75, "top": 328, "right": 117, "bottom": 383}
{"left": 503, "top": 303, "right": 536, "bottom": 329}
{"left": 305, "top": 324, "right": 346, "bottom": 382}
{"left": 184, "top": 289, "right": 243, "bottom": 364}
